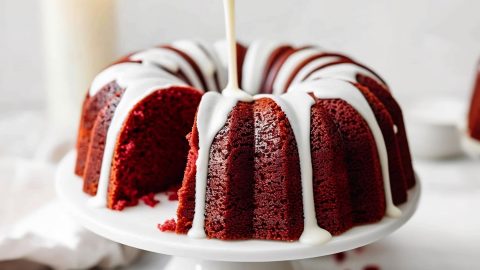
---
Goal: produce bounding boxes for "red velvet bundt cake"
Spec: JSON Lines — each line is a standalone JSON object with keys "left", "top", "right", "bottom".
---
{"left": 75, "top": 40, "right": 415, "bottom": 243}
{"left": 468, "top": 63, "right": 480, "bottom": 141}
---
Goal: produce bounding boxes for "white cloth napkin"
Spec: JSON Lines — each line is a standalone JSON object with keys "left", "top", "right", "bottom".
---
{"left": 0, "top": 111, "right": 140, "bottom": 270}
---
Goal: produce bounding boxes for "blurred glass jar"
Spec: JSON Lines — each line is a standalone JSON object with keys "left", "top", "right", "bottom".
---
{"left": 42, "top": 0, "right": 116, "bottom": 135}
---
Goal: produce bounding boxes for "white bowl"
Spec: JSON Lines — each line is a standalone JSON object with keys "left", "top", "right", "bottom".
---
{"left": 405, "top": 96, "right": 467, "bottom": 159}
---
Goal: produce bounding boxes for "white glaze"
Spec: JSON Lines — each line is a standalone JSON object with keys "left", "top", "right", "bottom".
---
{"left": 242, "top": 41, "right": 282, "bottom": 94}
{"left": 115, "top": 64, "right": 183, "bottom": 87}
{"left": 305, "top": 62, "right": 384, "bottom": 87}
{"left": 187, "top": 92, "right": 247, "bottom": 238}
{"left": 131, "top": 49, "right": 179, "bottom": 72}
{"left": 90, "top": 78, "right": 187, "bottom": 207}
{"left": 197, "top": 41, "right": 228, "bottom": 90}
{"left": 290, "top": 56, "right": 343, "bottom": 86}
{"left": 255, "top": 93, "right": 332, "bottom": 245}
{"left": 89, "top": 63, "right": 141, "bottom": 96}
{"left": 223, "top": 0, "right": 240, "bottom": 93}
{"left": 221, "top": 0, "right": 253, "bottom": 101}
{"left": 213, "top": 40, "right": 229, "bottom": 68}
{"left": 131, "top": 48, "right": 204, "bottom": 89}
{"left": 172, "top": 40, "right": 218, "bottom": 92}
{"left": 89, "top": 47, "right": 210, "bottom": 97}
{"left": 289, "top": 78, "right": 401, "bottom": 218}
{"left": 272, "top": 48, "right": 322, "bottom": 95}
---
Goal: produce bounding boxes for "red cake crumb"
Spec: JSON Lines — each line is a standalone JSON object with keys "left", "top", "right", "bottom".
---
{"left": 165, "top": 184, "right": 180, "bottom": 201}
{"left": 123, "top": 141, "right": 136, "bottom": 155}
{"left": 363, "top": 265, "right": 380, "bottom": 270}
{"left": 113, "top": 200, "right": 127, "bottom": 211}
{"left": 168, "top": 193, "right": 179, "bottom": 201}
{"left": 140, "top": 193, "right": 160, "bottom": 207}
{"left": 158, "top": 219, "right": 177, "bottom": 232}
{"left": 113, "top": 197, "right": 141, "bottom": 211}
{"left": 166, "top": 184, "right": 181, "bottom": 193}
{"left": 334, "top": 252, "right": 347, "bottom": 263}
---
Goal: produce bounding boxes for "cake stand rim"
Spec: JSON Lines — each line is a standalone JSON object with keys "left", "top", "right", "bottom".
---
{"left": 56, "top": 150, "right": 421, "bottom": 262}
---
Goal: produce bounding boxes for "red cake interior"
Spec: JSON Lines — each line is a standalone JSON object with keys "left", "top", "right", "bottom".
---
{"left": 106, "top": 87, "right": 202, "bottom": 209}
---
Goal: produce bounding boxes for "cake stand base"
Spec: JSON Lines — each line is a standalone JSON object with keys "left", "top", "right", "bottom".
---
{"left": 164, "top": 257, "right": 295, "bottom": 270}
{"left": 56, "top": 151, "right": 420, "bottom": 269}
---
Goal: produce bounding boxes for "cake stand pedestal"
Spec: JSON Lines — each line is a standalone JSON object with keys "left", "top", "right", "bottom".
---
{"left": 56, "top": 151, "right": 420, "bottom": 270}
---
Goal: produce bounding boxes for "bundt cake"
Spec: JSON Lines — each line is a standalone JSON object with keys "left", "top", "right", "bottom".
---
{"left": 75, "top": 31, "right": 416, "bottom": 245}
{"left": 468, "top": 62, "right": 480, "bottom": 141}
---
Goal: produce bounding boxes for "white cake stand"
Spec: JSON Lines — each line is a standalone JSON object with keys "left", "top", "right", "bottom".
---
{"left": 56, "top": 151, "right": 421, "bottom": 270}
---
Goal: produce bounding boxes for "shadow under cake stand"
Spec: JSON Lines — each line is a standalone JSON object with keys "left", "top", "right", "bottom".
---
{"left": 56, "top": 150, "right": 421, "bottom": 270}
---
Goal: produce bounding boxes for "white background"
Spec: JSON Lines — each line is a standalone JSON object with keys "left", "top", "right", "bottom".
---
{"left": 1, "top": 0, "right": 480, "bottom": 111}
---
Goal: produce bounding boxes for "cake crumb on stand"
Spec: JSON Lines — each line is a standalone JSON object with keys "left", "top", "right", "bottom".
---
{"left": 158, "top": 219, "right": 177, "bottom": 232}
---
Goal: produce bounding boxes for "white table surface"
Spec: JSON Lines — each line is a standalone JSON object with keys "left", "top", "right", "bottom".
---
{"left": 126, "top": 157, "right": 480, "bottom": 270}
